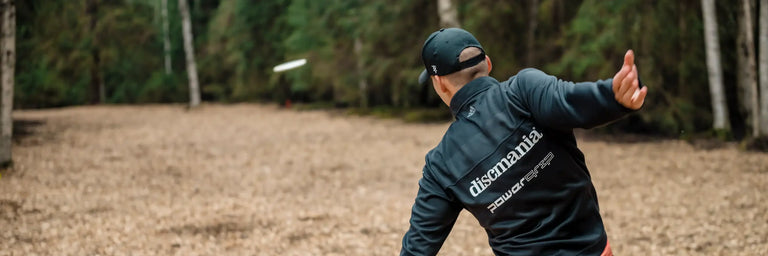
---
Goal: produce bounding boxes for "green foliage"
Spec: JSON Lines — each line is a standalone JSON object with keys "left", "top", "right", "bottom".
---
{"left": 17, "top": 0, "right": 175, "bottom": 107}
{"left": 198, "top": 0, "right": 291, "bottom": 102}
{"left": 139, "top": 72, "right": 186, "bottom": 103}
{"left": 14, "top": 0, "right": 757, "bottom": 137}
{"left": 546, "top": 0, "right": 733, "bottom": 136}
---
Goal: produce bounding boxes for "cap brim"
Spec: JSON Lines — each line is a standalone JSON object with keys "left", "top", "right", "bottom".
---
{"left": 418, "top": 69, "right": 430, "bottom": 85}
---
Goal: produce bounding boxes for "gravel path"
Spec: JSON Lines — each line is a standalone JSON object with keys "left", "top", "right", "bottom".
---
{"left": 1, "top": 104, "right": 766, "bottom": 255}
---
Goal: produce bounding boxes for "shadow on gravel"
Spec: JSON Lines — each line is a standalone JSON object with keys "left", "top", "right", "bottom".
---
{"left": 744, "top": 136, "right": 768, "bottom": 152}
{"left": 159, "top": 221, "right": 255, "bottom": 238}
{"left": 13, "top": 119, "right": 46, "bottom": 144}
{"left": 0, "top": 119, "right": 47, "bottom": 177}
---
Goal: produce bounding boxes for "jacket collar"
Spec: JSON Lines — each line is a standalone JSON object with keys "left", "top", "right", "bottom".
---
{"left": 449, "top": 76, "right": 496, "bottom": 116}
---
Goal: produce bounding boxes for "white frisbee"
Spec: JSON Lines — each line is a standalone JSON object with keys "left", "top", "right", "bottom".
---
{"left": 273, "top": 59, "right": 307, "bottom": 72}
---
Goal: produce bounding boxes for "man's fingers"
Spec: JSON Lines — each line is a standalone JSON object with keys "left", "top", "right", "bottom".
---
{"left": 612, "top": 66, "right": 629, "bottom": 94}
{"left": 630, "top": 87, "right": 648, "bottom": 109}
{"left": 613, "top": 49, "right": 644, "bottom": 110}
{"left": 618, "top": 65, "right": 636, "bottom": 99}
{"left": 613, "top": 50, "right": 635, "bottom": 94}
{"left": 626, "top": 79, "right": 640, "bottom": 103}
{"left": 613, "top": 65, "right": 629, "bottom": 83}
{"left": 624, "top": 50, "right": 634, "bottom": 67}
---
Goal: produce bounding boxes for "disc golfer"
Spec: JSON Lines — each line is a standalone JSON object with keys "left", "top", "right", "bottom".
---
{"left": 400, "top": 28, "right": 646, "bottom": 255}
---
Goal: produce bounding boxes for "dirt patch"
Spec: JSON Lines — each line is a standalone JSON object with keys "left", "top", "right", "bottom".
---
{"left": 161, "top": 221, "right": 254, "bottom": 237}
{"left": 0, "top": 104, "right": 766, "bottom": 255}
{"left": 0, "top": 199, "right": 22, "bottom": 220}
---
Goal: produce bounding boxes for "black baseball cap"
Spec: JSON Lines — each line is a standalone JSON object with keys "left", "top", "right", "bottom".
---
{"left": 418, "top": 28, "right": 486, "bottom": 84}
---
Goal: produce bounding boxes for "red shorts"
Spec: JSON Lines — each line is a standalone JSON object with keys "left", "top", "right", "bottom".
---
{"left": 601, "top": 240, "right": 613, "bottom": 256}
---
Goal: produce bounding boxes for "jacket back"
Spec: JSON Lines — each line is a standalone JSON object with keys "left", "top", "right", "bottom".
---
{"left": 403, "top": 68, "right": 633, "bottom": 255}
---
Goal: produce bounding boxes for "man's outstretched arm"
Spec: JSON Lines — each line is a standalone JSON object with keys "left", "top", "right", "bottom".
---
{"left": 506, "top": 50, "right": 648, "bottom": 129}
{"left": 401, "top": 168, "right": 462, "bottom": 256}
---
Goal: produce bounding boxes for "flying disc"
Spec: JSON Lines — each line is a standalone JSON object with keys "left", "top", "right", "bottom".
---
{"left": 273, "top": 59, "right": 307, "bottom": 72}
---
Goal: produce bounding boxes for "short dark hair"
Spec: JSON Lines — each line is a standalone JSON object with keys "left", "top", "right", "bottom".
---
{"left": 444, "top": 47, "right": 488, "bottom": 87}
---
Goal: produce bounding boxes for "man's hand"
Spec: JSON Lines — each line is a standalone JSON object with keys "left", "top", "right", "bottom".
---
{"left": 612, "top": 50, "right": 647, "bottom": 110}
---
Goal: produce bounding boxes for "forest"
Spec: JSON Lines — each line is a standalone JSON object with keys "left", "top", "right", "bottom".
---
{"left": 14, "top": 0, "right": 768, "bottom": 140}
{"left": 3, "top": 1, "right": 768, "bottom": 254}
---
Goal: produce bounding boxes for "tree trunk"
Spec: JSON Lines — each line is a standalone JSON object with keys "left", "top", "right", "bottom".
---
{"left": 0, "top": 0, "right": 14, "bottom": 165}
{"left": 87, "top": 0, "right": 103, "bottom": 104}
{"left": 760, "top": 0, "right": 768, "bottom": 136}
{"left": 436, "top": 0, "right": 460, "bottom": 28}
{"left": 162, "top": 0, "right": 172, "bottom": 75}
{"left": 526, "top": 0, "right": 539, "bottom": 66}
{"left": 738, "top": 0, "right": 759, "bottom": 137}
{"left": 354, "top": 37, "right": 368, "bottom": 109}
{"left": 679, "top": 1, "right": 688, "bottom": 92}
{"left": 555, "top": 0, "right": 564, "bottom": 30}
{"left": 701, "top": 0, "right": 731, "bottom": 132}
{"left": 178, "top": 0, "right": 200, "bottom": 107}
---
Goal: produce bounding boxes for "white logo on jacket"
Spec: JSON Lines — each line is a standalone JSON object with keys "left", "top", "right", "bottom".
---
{"left": 487, "top": 152, "right": 554, "bottom": 214}
{"left": 468, "top": 127, "right": 543, "bottom": 197}
{"left": 467, "top": 106, "right": 476, "bottom": 118}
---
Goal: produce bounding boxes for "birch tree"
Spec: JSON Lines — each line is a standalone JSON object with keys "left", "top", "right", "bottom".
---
{"left": 760, "top": 0, "right": 768, "bottom": 136}
{"left": 437, "top": 0, "right": 460, "bottom": 28}
{"left": 0, "top": 0, "right": 14, "bottom": 165}
{"left": 737, "top": 0, "right": 759, "bottom": 136}
{"left": 701, "top": 0, "right": 731, "bottom": 133}
{"left": 161, "top": 0, "right": 172, "bottom": 75}
{"left": 178, "top": 0, "right": 200, "bottom": 107}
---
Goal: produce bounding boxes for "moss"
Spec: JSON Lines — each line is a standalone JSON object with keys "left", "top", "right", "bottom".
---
{"left": 713, "top": 129, "right": 733, "bottom": 141}
{"left": 743, "top": 136, "right": 768, "bottom": 152}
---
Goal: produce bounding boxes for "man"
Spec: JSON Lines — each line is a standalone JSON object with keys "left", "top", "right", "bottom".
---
{"left": 400, "top": 28, "right": 646, "bottom": 255}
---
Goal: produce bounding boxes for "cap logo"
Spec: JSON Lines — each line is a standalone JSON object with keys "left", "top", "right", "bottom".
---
{"left": 431, "top": 65, "right": 437, "bottom": 74}
{"left": 467, "top": 105, "right": 476, "bottom": 118}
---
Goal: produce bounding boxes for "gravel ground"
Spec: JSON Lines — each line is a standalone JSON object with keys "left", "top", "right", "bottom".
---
{"left": 0, "top": 104, "right": 766, "bottom": 256}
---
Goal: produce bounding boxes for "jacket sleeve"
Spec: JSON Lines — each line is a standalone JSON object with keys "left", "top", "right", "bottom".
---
{"left": 400, "top": 167, "right": 462, "bottom": 256}
{"left": 505, "top": 68, "right": 635, "bottom": 130}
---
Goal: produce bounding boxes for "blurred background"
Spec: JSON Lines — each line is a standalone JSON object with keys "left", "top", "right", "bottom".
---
{"left": 2, "top": 1, "right": 768, "bottom": 255}
{"left": 14, "top": 0, "right": 768, "bottom": 141}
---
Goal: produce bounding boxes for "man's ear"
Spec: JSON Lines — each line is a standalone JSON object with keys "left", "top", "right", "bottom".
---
{"left": 432, "top": 75, "right": 449, "bottom": 94}
{"left": 486, "top": 55, "right": 493, "bottom": 74}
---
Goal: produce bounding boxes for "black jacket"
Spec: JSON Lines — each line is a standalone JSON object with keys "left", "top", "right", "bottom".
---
{"left": 401, "top": 68, "right": 635, "bottom": 255}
